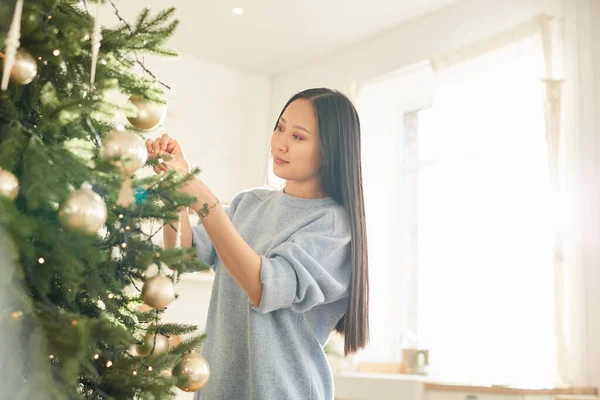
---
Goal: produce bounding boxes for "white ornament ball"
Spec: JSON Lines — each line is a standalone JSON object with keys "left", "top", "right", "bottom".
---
{"left": 0, "top": 168, "right": 19, "bottom": 199}
{"left": 172, "top": 353, "right": 210, "bottom": 392}
{"left": 58, "top": 182, "right": 107, "bottom": 233}
{"left": 136, "top": 333, "right": 170, "bottom": 357}
{"left": 10, "top": 48, "right": 38, "bottom": 85}
{"left": 141, "top": 273, "right": 175, "bottom": 309}
{"left": 127, "top": 96, "right": 166, "bottom": 131}
{"left": 100, "top": 129, "right": 148, "bottom": 175}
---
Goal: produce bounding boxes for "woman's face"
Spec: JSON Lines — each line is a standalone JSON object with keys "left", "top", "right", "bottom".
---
{"left": 271, "top": 99, "right": 321, "bottom": 183}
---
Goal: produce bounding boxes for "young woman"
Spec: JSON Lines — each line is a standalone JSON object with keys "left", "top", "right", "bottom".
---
{"left": 146, "top": 88, "right": 369, "bottom": 400}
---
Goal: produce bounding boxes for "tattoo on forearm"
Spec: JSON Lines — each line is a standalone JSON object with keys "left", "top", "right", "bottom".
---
{"left": 196, "top": 199, "right": 220, "bottom": 218}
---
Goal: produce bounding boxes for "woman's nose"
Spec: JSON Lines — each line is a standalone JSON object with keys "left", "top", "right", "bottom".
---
{"left": 276, "top": 138, "right": 288, "bottom": 153}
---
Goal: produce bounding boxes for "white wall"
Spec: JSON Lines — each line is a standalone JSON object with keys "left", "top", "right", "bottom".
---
{"left": 143, "top": 55, "right": 272, "bottom": 203}
{"left": 270, "top": 0, "right": 561, "bottom": 119}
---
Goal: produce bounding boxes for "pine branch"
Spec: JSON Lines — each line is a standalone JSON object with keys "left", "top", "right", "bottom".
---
{"left": 153, "top": 322, "right": 198, "bottom": 336}
{"left": 169, "top": 334, "right": 207, "bottom": 355}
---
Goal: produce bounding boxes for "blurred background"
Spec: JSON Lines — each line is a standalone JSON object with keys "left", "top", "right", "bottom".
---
{"left": 103, "top": 0, "right": 599, "bottom": 399}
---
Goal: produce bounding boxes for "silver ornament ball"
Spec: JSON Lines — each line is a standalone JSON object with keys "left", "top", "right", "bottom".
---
{"left": 0, "top": 168, "right": 19, "bottom": 200}
{"left": 9, "top": 48, "right": 38, "bottom": 85}
{"left": 172, "top": 353, "right": 210, "bottom": 392}
{"left": 141, "top": 273, "right": 175, "bottom": 309}
{"left": 58, "top": 182, "right": 107, "bottom": 233}
{"left": 136, "top": 333, "right": 170, "bottom": 357}
{"left": 127, "top": 96, "right": 166, "bottom": 131}
{"left": 101, "top": 129, "right": 148, "bottom": 175}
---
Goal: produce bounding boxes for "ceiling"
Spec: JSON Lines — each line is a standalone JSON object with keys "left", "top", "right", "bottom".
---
{"left": 114, "top": 0, "right": 463, "bottom": 75}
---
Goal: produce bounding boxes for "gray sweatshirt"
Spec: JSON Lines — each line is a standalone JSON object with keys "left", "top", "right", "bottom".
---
{"left": 191, "top": 187, "right": 351, "bottom": 400}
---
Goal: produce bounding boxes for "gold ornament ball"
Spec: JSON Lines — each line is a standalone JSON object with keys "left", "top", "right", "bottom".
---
{"left": 58, "top": 182, "right": 107, "bottom": 233}
{"left": 0, "top": 168, "right": 19, "bottom": 199}
{"left": 141, "top": 273, "right": 175, "bottom": 309}
{"left": 136, "top": 332, "right": 170, "bottom": 357}
{"left": 172, "top": 353, "right": 210, "bottom": 392}
{"left": 169, "top": 334, "right": 183, "bottom": 349}
{"left": 8, "top": 48, "right": 38, "bottom": 85}
{"left": 100, "top": 129, "right": 148, "bottom": 174}
{"left": 127, "top": 96, "right": 166, "bottom": 131}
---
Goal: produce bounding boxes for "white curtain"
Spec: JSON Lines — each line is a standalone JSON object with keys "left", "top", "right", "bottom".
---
{"left": 355, "top": 9, "right": 600, "bottom": 387}
{"left": 415, "top": 33, "right": 557, "bottom": 388}
{"left": 554, "top": 0, "right": 600, "bottom": 388}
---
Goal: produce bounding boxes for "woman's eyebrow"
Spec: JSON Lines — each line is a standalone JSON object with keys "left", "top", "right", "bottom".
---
{"left": 280, "top": 117, "right": 312, "bottom": 135}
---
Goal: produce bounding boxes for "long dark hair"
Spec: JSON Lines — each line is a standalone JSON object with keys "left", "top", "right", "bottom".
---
{"left": 275, "top": 88, "right": 369, "bottom": 355}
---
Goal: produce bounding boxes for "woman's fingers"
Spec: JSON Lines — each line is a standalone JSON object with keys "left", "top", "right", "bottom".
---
{"left": 165, "top": 138, "right": 180, "bottom": 154}
{"left": 159, "top": 133, "right": 170, "bottom": 152}
{"left": 146, "top": 138, "right": 156, "bottom": 155}
{"left": 152, "top": 140, "right": 161, "bottom": 155}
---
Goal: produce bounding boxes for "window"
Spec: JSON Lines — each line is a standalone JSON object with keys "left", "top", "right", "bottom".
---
{"left": 357, "top": 33, "right": 557, "bottom": 388}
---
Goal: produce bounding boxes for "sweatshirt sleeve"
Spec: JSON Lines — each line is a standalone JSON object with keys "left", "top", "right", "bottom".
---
{"left": 251, "top": 229, "right": 351, "bottom": 314}
{"left": 191, "top": 192, "right": 243, "bottom": 268}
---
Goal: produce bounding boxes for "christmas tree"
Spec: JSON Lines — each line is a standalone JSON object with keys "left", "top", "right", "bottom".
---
{"left": 0, "top": 1, "right": 210, "bottom": 398}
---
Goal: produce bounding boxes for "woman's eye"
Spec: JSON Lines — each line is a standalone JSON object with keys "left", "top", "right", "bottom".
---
{"left": 293, "top": 134, "right": 303, "bottom": 141}
{"left": 277, "top": 124, "right": 284, "bottom": 132}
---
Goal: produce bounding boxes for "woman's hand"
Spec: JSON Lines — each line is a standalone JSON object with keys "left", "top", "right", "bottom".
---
{"left": 146, "top": 133, "right": 190, "bottom": 175}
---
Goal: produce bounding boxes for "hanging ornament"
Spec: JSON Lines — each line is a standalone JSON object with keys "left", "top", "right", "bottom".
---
{"left": 58, "top": 182, "right": 107, "bottom": 233}
{"left": 3, "top": 48, "right": 37, "bottom": 86}
{"left": 141, "top": 273, "right": 175, "bottom": 309}
{"left": 90, "top": 1, "right": 102, "bottom": 86}
{"left": 0, "top": 168, "right": 19, "bottom": 199}
{"left": 100, "top": 129, "right": 147, "bottom": 208}
{"left": 168, "top": 334, "right": 183, "bottom": 349}
{"left": 172, "top": 353, "right": 210, "bottom": 392}
{"left": 136, "top": 332, "right": 170, "bottom": 357}
{"left": 100, "top": 129, "right": 147, "bottom": 176}
{"left": 1, "top": 0, "right": 23, "bottom": 90}
{"left": 133, "top": 186, "right": 148, "bottom": 205}
{"left": 135, "top": 304, "right": 153, "bottom": 313}
{"left": 127, "top": 96, "right": 167, "bottom": 131}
